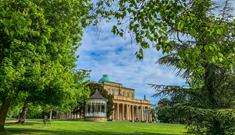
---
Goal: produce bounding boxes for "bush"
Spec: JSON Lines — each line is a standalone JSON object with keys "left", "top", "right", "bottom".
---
{"left": 175, "top": 105, "right": 235, "bottom": 135}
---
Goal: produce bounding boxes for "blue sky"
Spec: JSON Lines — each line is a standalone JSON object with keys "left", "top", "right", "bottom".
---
{"left": 76, "top": 21, "right": 185, "bottom": 104}
{"left": 76, "top": 0, "right": 235, "bottom": 104}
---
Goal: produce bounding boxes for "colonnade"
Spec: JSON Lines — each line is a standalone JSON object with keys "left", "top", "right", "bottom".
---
{"left": 111, "top": 103, "right": 152, "bottom": 122}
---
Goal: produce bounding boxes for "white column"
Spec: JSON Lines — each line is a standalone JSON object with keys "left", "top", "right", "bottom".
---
{"left": 99, "top": 103, "right": 101, "bottom": 112}
{"left": 104, "top": 104, "right": 107, "bottom": 114}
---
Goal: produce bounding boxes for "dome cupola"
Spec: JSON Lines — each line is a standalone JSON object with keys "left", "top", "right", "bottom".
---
{"left": 98, "top": 74, "right": 113, "bottom": 83}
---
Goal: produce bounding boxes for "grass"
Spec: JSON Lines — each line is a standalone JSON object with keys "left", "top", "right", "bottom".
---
{"left": 3, "top": 120, "right": 186, "bottom": 135}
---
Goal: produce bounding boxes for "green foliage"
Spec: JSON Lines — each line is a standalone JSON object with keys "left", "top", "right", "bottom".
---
{"left": 152, "top": 82, "right": 235, "bottom": 134}
{"left": 94, "top": 0, "right": 235, "bottom": 81}
{"left": 55, "top": 70, "right": 90, "bottom": 113}
{"left": 0, "top": 0, "right": 91, "bottom": 130}
{"left": 7, "top": 104, "right": 22, "bottom": 119}
{"left": 26, "top": 105, "right": 43, "bottom": 119}
{"left": 157, "top": 106, "right": 174, "bottom": 123}
{"left": 156, "top": 96, "right": 187, "bottom": 124}
{"left": 7, "top": 103, "right": 42, "bottom": 119}
{"left": 174, "top": 105, "right": 235, "bottom": 135}
{"left": 155, "top": 84, "right": 235, "bottom": 133}
{"left": 95, "top": 0, "right": 235, "bottom": 134}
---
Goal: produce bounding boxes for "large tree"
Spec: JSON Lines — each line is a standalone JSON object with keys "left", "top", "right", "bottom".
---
{"left": 151, "top": 72, "right": 235, "bottom": 134}
{"left": 0, "top": 0, "right": 90, "bottom": 131}
{"left": 94, "top": 0, "right": 235, "bottom": 134}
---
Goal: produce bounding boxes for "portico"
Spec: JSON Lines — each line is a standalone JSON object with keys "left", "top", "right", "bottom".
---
{"left": 98, "top": 75, "right": 152, "bottom": 122}
{"left": 112, "top": 100, "right": 152, "bottom": 122}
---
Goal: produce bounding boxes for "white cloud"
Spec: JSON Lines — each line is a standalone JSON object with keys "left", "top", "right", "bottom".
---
{"left": 76, "top": 22, "right": 185, "bottom": 104}
{"left": 76, "top": 0, "right": 235, "bottom": 104}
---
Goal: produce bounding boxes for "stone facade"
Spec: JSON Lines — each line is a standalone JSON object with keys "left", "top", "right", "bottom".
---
{"left": 100, "top": 81, "right": 152, "bottom": 122}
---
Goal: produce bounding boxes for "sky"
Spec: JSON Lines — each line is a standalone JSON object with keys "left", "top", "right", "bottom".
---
{"left": 76, "top": 0, "right": 235, "bottom": 105}
{"left": 76, "top": 21, "right": 185, "bottom": 105}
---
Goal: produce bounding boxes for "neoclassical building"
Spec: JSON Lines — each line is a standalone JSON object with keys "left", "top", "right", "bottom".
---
{"left": 97, "top": 75, "right": 152, "bottom": 122}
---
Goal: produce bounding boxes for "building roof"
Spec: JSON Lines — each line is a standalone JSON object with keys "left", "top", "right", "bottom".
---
{"left": 98, "top": 74, "right": 113, "bottom": 83}
{"left": 90, "top": 90, "right": 106, "bottom": 99}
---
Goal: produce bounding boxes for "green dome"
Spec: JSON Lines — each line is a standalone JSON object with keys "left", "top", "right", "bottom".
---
{"left": 98, "top": 74, "right": 113, "bottom": 83}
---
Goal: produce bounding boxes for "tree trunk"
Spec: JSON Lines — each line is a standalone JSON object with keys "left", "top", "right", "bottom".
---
{"left": 204, "top": 64, "right": 217, "bottom": 109}
{"left": 49, "top": 109, "right": 53, "bottom": 121}
{"left": 17, "top": 102, "right": 29, "bottom": 124}
{"left": 0, "top": 97, "right": 11, "bottom": 132}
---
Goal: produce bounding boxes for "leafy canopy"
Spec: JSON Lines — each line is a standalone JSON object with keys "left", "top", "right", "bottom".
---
{"left": 94, "top": 0, "right": 235, "bottom": 81}
{"left": 0, "top": 0, "right": 91, "bottom": 130}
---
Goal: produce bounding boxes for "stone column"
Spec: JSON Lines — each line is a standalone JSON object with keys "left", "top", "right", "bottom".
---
{"left": 143, "top": 106, "right": 145, "bottom": 121}
{"left": 117, "top": 103, "right": 119, "bottom": 120}
{"left": 146, "top": 108, "right": 149, "bottom": 122}
{"left": 132, "top": 105, "right": 134, "bottom": 122}
{"left": 147, "top": 107, "right": 149, "bottom": 122}
{"left": 122, "top": 103, "right": 125, "bottom": 120}
{"left": 128, "top": 105, "right": 130, "bottom": 121}
{"left": 91, "top": 103, "right": 93, "bottom": 113}
{"left": 126, "top": 104, "right": 129, "bottom": 120}
{"left": 128, "top": 105, "right": 131, "bottom": 121}
{"left": 141, "top": 106, "right": 144, "bottom": 121}
{"left": 136, "top": 106, "right": 139, "bottom": 121}
{"left": 138, "top": 106, "right": 140, "bottom": 121}
{"left": 138, "top": 106, "right": 141, "bottom": 121}
{"left": 104, "top": 103, "right": 106, "bottom": 113}
{"left": 113, "top": 104, "right": 115, "bottom": 120}
{"left": 99, "top": 103, "right": 101, "bottom": 112}
{"left": 149, "top": 107, "right": 151, "bottom": 122}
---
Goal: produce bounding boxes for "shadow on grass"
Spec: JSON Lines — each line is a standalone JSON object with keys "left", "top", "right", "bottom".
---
{"left": 2, "top": 128, "right": 184, "bottom": 135}
{"left": 5, "top": 122, "right": 40, "bottom": 126}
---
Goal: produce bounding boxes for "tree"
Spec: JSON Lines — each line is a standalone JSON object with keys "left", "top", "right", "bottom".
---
{"left": 58, "top": 70, "right": 90, "bottom": 119}
{"left": 94, "top": 0, "right": 235, "bottom": 134}
{"left": 151, "top": 81, "right": 235, "bottom": 134}
{"left": 156, "top": 98, "right": 172, "bottom": 123}
{"left": 154, "top": 90, "right": 187, "bottom": 124}
{"left": 0, "top": 0, "right": 90, "bottom": 131}
{"left": 16, "top": 69, "right": 90, "bottom": 123}
{"left": 17, "top": 102, "right": 29, "bottom": 124}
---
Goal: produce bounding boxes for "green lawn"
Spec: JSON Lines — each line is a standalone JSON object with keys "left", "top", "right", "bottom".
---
{"left": 3, "top": 120, "right": 186, "bottom": 135}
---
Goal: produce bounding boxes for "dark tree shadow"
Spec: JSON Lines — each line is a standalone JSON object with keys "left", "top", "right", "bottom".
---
{"left": 2, "top": 128, "right": 185, "bottom": 135}
{"left": 5, "top": 122, "right": 39, "bottom": 126}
